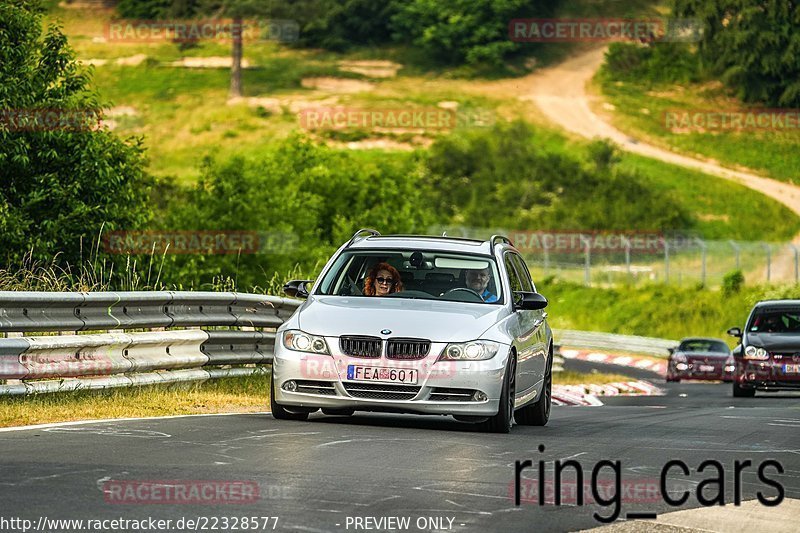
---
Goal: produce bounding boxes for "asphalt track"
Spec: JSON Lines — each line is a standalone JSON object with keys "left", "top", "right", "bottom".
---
{"left": 1, "top": 361, "right": 798, "bottom": 533}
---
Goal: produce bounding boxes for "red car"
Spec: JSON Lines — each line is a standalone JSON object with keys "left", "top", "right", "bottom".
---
{"left": 666, "top": 337, "right": 734, "bottom": 382}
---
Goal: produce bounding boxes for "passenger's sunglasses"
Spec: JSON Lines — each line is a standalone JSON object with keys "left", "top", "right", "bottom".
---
{"left": 375, "top": 277, "right": 395, "bottom": 285}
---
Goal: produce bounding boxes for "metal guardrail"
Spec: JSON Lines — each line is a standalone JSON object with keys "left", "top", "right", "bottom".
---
{"left": 0, "top": 292, "right": 301, "bottom": 395}
{"left": 554, "top": 329, "right": 677, "bottom": 358}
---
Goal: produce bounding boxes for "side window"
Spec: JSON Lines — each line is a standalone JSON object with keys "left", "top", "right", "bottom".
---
{"left": 511, "top": 254, "right": 535, "bottom": 292}
{"left": 504, "top": 254, "right": 523, "bottom": 293}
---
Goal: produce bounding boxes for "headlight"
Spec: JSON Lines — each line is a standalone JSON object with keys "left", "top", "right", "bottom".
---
{"left": 283, "top": 330, "right": 330, "bottom": 354}
{"left": 743, "top": 346, "right": 768, "bottom": 360}
{"left": 440, "top": 340, "right": 499, "bottom": 361}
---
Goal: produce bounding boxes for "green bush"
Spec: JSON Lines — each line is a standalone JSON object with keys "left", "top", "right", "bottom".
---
{"left": 421, "top": 121, "right": 694, "bottom": 231}
{"left": 602, "top": 41, "right": 699, "bottom": 85}
{"left": 0, "top": 1, "right": 152, "bottom": 266}
{"left": 722, "top": 269, "right": 745, "bottom": 296}
{"left": 149, "top": 135, "right": 436, "bottom": 288}
{"left": 674, "top": 0, "right": 800, "bottom": 107}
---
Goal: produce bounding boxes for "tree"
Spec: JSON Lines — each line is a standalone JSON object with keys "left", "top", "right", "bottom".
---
{"left": 199, "top": 1, "right": 271, "bottom": 97}
{"left": 673, "top": 0, "right": 800, "bottom": 106}
{"left": 0, "top": 0, "right": 152, "bottom": 266}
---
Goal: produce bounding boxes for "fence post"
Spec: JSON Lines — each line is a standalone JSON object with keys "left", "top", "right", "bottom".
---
{"left": 761, "top": 243, "right": 771, "bottom": 282}
{"left": 695, "top": 237, "right": 707, "bottom": 285}
{"left": 543, "top": 242, "right": 550, "bottom": 275}
{"left": 623, "top": 236, "right": 631, "bottom": 279}
{"left": 580, "top": 235, "right": 591, "bottom": 286}
{"left": 663, "top": 238, "right": 670, "bottom": 284}
{"left": 729, "top": 240, "right": 740, "bottom": 270}
{"left": 791, "top": 244, "right": 799, "bottom": 284}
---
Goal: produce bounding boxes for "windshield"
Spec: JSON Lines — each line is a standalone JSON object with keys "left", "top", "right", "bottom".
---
{"left": 316, "top": 250, "right": 503, "bottom": 304}
{"left": 678, "top": 340, "right": 729, "bottom": 354}
{"left": 747, "top": 308, "right": 800, "bottom": 333}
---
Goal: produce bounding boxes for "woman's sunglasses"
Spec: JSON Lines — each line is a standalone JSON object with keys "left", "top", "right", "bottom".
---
{"left": 375, "top": 277, "right": 395, "bottom": 285}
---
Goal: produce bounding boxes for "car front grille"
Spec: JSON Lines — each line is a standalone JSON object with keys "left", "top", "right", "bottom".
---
{"left": 294, "top": 380, "right": 336, "bottom": 395}
{"left": 343, "top": 382, "right": 421, "bottom": 400}
{"left": 386, "top": 338, "right": 430, "bottom": 360}
{"left": 428, "top": 387, "right": 477, "bottom": 402}
{"left": 340, "top": 336, "right": 382, "bottom": 358}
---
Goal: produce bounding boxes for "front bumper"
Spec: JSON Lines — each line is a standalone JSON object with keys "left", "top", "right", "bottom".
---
{"left": 736, "top": 359, "right": 800, "bottom": 390}
{"left": 272, "top": 339, "right": 509, "bottom": 416}
{"left": 668, "top": 363, "right": 733, "bottom": 381}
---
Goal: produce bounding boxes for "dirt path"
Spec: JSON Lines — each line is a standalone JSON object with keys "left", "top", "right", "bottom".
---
{"left": 509, "top": 46, "right": 800, "bottom": 218}
{"left": 474, "top": 46, "right": 800, "bottom": 282}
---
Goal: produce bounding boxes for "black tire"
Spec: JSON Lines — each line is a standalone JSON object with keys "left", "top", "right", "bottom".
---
{"left": 666, "top": 377, "right": 680, "bottom": 383}
{"left": 270, "top": 372, "right": 310, "bottom": 421}
{"left": 733, "top": 381, "right": 756, "bottom": 397}
{"left": 517, "top": 354, "right": 551, "bottom": 426}
{"left": 321, "top": 408, "right": 355, "bottom": 416}
{"left": 479, "top": 353, "right": 516, "bottom": 433}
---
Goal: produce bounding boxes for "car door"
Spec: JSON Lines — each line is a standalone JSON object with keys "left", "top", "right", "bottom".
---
{"left": 510, "top": 253, "right": 548, "bottom": 388}
{"left": 503, "top": 252, "right": 539, "bottom": 399}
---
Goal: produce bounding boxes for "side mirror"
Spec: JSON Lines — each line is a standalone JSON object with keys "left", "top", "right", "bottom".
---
{"left": 668, "top": 347, "right": 675, "bottom": 355}
{"left": 514, "top": 291, "right": 548, "bottom": 310}
{"left": 284, "top": 279, "right": 313, "bottom": 299}
{"left": 727, "top": 327, "right": 742, "bottom": 338}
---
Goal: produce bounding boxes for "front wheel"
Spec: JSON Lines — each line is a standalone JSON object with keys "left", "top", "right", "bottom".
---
{"left": 479, "top": 353, "right": 516, "bottom": 433}
{"left": 517, "top": 357, "right": 551, "bottom": 426}
{"left": 733, "top": 381, "right": 756, "bottom": 398}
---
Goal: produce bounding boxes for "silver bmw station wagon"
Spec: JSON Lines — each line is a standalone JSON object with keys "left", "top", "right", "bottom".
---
{"left": 271, "top": 229, "right": 553, "bottom": 433}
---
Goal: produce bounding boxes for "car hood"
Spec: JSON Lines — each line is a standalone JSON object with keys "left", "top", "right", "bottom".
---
{"left": 297, "top": 296, "right": 506, "bottom": 342}
{"left": 746, "top": 333, "right": 800, "bottom": 352}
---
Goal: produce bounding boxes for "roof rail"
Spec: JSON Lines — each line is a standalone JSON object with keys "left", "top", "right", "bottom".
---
{"left": 347, "top": 228, "right": 381, "bottom": 247}
{"left": 489, "top": 234, "right": 512, "bottom": 248}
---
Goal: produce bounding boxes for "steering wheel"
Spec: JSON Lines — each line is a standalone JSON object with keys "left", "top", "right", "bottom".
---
{"left": 442, "top": 287, "right": 484, "bottom": 303}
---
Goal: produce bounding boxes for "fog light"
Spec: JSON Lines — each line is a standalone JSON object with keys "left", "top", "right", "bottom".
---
{"left": 676, "top": 363, "right": 688, "bottom": 371}
{"left": 282, "top": 380, "right": 297, "bottom": 392}
{"left": 473, "top": 391, "right": 488, "bottom": 402}
{"left": 725, "top": 365, "right": 735, "bottom": 372}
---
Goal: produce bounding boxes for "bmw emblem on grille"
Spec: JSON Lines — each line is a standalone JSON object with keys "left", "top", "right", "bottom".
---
{"left": 381, "top": 329, "right": 392, "bottom": 335}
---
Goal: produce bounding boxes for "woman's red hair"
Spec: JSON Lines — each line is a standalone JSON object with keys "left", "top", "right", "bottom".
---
{"left": 364, "top": 262, "right": 403, "bottom": 296}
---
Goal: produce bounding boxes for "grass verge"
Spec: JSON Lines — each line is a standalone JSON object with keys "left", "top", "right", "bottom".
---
{"left": 0, "top": 374, "right": 268, "bottom": 428}
{"left": 594, "top": 74, "right": 800, "bottom": 185}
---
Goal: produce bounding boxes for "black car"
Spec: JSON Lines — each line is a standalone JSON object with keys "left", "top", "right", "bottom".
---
{"left": 666, "top": 337, "right": 733, "bottom": 382}
{"left": 728, "top": 299, "right": 800, "bottom": 397}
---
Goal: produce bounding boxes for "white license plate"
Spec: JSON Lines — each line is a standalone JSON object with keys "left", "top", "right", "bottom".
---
{"left": 699, "top": 365, "right": 716, "bottom": 372}
{"left": 783, "top": 364, "right": 800, "bottom": 374}
{"left": 347, "top": 365, "right": 418, "bottom": 384}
